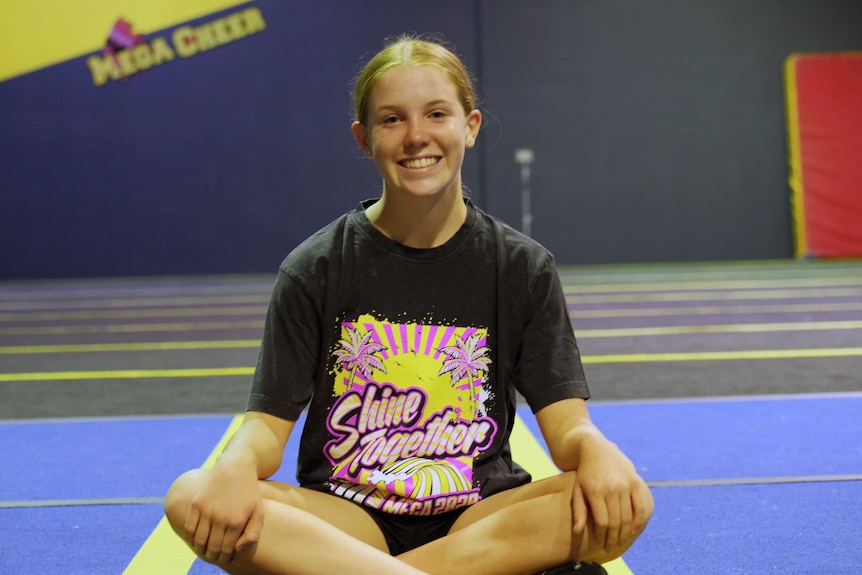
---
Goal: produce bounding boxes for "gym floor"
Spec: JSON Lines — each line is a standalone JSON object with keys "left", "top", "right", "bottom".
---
{"left": 2, "top": 259, "right": 860, "bottom": 574}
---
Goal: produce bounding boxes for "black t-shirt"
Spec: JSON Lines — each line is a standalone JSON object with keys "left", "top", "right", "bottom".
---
{"left": 248, "top": 199, "right": 589, "bottom": 516}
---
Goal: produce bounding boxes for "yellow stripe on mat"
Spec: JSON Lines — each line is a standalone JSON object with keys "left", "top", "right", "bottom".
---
{"left": 576, "top": 320, "right": 862, "bottom": 338}
{"left": 122, "top": 414, "right": 244, "bottom": 575}
{"left": 583, "top": 347, "right": 862, "bottom": 363}
{"left": 6, "top": 347, "right": 862, "bottom": 382}
{"left": 511, "top": 415, "right": 634, "bottom": 575}
{"left": 0, "top": 367, "right": 255, "bottom": 382}
{"left": 0, "top": 321, "right": 264, "bottom": 336}
{"left": 0, "top": 340, "right": 260, "bottom": 354}
{"left": 563, "top": 276, "right": 862, "bottom": 293}
{"left": 565, "top": 286, "right": 862, "bottom": 304}
{"left": 4, "top": 319, "right": 860, "bottom": 354}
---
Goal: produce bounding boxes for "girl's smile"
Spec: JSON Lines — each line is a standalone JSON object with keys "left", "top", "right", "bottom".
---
{"left": 400, "top": 156, "right": 440, "bottom": 169}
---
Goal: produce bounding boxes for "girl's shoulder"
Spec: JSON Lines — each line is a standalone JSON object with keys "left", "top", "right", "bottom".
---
{"left": 472, "top": 205, "right": 556, "bottom": 273}
{"left": 277, "top": 210, "right": 357, "bottom": 280}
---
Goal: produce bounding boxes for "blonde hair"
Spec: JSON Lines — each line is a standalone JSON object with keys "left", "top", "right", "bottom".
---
{"left": 352, "top": 34, "right": 478, "bottom": 125}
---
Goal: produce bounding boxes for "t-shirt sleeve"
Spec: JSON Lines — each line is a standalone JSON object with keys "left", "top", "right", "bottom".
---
{"left": 514, "top": 254, "right": 590, "bottom": 413}
{"left": 246, "top": 267, "right": 321, "bottom": 420}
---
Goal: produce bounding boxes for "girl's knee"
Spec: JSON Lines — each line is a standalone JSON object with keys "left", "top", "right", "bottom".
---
{"left": 163, "top": 469, "right": 207, "bottom": 531}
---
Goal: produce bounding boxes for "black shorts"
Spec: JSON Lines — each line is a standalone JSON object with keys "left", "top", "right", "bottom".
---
{"left": 360, "top": 504, "right": 469, "bottom": 555}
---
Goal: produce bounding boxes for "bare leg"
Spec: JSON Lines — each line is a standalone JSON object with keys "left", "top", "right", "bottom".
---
{"left": 164, "top": 469, "right": 429, "bottom": 575}
{"left": 165, "top": 470, "right": 644, "bottom": 575}
{"left": 398, "top": 472, "right": 638, "bottom": 575}
{"left": 225, "top": 500, "right": 430, "bottom": 575}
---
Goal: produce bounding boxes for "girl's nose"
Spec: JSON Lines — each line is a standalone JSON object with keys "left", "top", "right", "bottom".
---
{"left": 404, "top": 120, "right": 429, "bottom": 146}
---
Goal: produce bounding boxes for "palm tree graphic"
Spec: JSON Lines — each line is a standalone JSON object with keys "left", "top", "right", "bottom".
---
{"left": 333, "top": 325, "right": 388, "bottom": 388}
{"left": 438, "top": 332, "right": 491, "bottom": 416}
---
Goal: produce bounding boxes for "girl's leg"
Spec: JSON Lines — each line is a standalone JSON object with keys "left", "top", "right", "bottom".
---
{"left": 166, "top": 469, "right": 642, "bottom": 575}
{"left": 398, "top": 472, "right": 638, "bottom": 575}
{"left": 164, "top": 469, "right": 429, "bottom": 575}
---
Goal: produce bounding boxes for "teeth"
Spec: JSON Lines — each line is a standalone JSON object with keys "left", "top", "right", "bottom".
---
{"left": 402, "top": 157, "right": 438, "bottom": 169}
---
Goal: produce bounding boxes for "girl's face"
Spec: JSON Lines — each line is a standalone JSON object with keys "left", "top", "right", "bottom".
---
{"left": 352, "top": 64, "right": 481, "bottom": 202}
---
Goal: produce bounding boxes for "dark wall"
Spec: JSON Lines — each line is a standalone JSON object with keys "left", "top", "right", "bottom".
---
{"left": 2, "top": 0, "right": 861, "bottom": 279}
{"left": 0, "top": 1, "right": 479, "bottom": 279}
{"left": 478, "top": 0, "right": 862, "bottom": 264}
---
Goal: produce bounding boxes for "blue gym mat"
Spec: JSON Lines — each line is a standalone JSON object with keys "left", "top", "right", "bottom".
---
{"left": 2, "top": 395, "right": 860, "bottom": 574}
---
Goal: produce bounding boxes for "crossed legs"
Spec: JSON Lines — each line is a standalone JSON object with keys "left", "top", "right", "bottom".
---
{"left": 164, "top": 470, "right": 635, "bottom": 575}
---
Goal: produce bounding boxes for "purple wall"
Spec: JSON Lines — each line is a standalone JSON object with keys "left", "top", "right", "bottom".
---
{"left": 2, "top": 0, "right": 861, "bottom": 278}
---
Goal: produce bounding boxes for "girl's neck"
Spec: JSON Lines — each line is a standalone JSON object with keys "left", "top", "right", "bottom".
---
{"left": 365, "top": 187, "right": 467, "bottom": 249}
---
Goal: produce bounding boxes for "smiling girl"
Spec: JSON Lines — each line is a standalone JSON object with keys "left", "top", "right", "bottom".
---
{"left": 164, "top": 34, "right": 652, "bottom": 575}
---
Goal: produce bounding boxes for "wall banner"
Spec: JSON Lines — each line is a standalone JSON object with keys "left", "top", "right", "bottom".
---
{"left": 85, "top": 6, "right": 266, "bottom": 87}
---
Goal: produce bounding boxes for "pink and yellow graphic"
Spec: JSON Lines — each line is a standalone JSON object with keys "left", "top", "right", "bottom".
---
{"left": 326, "top": 315, "right": 495, "bottom": 515}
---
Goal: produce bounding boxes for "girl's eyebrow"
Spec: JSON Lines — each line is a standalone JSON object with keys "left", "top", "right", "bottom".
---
{"left": 425, "top": 99, "right": 457, "bottom": 108}
{"left": 373, "top": 99, "right": 457, "bottom": 113}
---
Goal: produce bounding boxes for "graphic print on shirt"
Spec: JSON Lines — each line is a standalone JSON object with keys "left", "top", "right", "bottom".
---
{"left": 325, "top": 313, "right": 497, "bottom": 516}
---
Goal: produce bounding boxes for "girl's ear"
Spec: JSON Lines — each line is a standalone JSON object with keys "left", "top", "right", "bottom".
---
{"left": 352, "top": 121, "right": 373, "bottom": 158}
{"left": 465, "top": 109, "right": 482, "bottom": 149}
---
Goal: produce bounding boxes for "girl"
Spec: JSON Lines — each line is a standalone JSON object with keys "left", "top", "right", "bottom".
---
{"left": 165, "top": 34, "right": 652, "bottom": 575}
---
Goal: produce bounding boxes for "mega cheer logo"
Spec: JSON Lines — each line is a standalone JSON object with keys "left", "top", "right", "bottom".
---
{"left": 86, "top": 6, "right": 265, "bottom": 86}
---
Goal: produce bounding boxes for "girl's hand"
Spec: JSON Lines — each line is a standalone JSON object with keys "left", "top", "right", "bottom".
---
{"left": 184, "top": 465, "right": 264, "bottom": 563}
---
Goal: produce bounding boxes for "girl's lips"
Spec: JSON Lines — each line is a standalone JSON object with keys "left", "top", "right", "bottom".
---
{"left": 400, "top": 157, "right": 440, "bottom": 169}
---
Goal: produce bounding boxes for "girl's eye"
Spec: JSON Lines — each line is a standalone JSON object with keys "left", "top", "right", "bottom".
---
{"left": 430, "top": 111, "right": 446, "bottom": 119}
{"left": 382, "top": 116, "right": 400, "bottom": 124}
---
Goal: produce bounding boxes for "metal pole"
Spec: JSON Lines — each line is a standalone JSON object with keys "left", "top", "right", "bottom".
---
{"left": 514, "top": 148, "right": 534, "bottom": 237}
